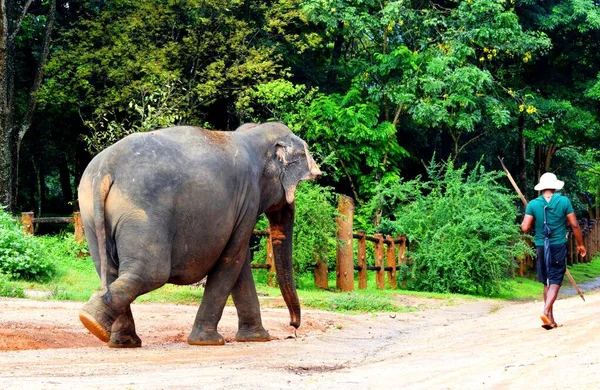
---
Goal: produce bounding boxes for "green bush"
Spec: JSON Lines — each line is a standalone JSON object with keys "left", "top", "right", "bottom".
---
{"left": 372, "top": 160, "right": 533, "bottom": 296}
{"left": 0, "top": 208, "right": 55, "bottom": 281}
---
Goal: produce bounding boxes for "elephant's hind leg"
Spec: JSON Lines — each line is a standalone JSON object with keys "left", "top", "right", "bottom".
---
{"left": 232, "top": 256, "right": 270, "bottom": 342}
{"left": 108, "top": 306, "right": 142, "bottom": 348}
{"left": 80, "top": 230, "right": 171, "bottom": 345}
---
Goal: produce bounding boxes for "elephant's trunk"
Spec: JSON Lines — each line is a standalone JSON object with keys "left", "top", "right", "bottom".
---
{"left": 267, "top": 203, "right": 301, "bottom": 328}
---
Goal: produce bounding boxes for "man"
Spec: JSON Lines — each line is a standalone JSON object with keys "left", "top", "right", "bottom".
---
{"left": 521, "top": 172, "right": 586, "bottom": 330}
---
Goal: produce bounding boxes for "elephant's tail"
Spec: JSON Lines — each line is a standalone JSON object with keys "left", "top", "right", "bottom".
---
{"left": 92, "top": 172, "right": 113, "bottom": 293}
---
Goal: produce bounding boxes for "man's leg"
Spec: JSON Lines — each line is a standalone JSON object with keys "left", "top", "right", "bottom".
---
{"left": 544, "top": 284, "right": 560, "bottom": 325}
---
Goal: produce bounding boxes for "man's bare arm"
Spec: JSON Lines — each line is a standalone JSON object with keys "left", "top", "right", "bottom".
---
{"left": 521, "top": 214, "right": 534, "bottom": 233}
{"left": 567, "top": 213, "right": 587, "bottom": 258}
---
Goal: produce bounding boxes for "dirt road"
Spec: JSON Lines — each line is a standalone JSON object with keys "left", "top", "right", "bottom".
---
{"left": 0, "top": 292, "right": 599, "bottom": 389}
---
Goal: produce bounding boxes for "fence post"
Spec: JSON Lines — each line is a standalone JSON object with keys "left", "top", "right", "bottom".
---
{"left": 313, "top": 250, "right": 329, "bottom": 289}
{"left": 386, "top": 235, "right": 397, "bottom": 289}
{"left": 73, "top": 212, "right": 84, "bottom": 244}
{"left": 336, "top": 195, "right": 354, "bottom": 292}
{"left": 266, "top": 228, "right": 277, "bottom": 288}
{"left": 21, "top": 212, "right": 34, "bottom": 235}
{"left": 374, "top": 233, "right": 385, "bottom": 290}
{"left": 572, "top": 232, "right": 578, "bottom": 264}
{"left": 396, "top": 235, "right": 407, "bottom": 288}
{"left": 593, "top": 220, "right": 596, "bottom": 259}
{"left": 357, "top": 232, "right": 367, "bottom": 289}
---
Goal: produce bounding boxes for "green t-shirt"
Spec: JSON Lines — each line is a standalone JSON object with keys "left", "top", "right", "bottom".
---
{"left": 525, "top": 193, "right": 574, "bottom": 246}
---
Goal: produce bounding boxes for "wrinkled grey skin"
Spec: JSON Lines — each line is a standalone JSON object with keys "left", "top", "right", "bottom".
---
{"left": 77, "top": 122, "right": 321, "bottom": 347}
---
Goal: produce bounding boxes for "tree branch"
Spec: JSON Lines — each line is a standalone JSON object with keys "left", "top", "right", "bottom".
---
{"left": 8, "top": 0, "right": 34, "bottom": 43}
{"left": 18, "top": 0, "right": 56, "bottom": 144}
{"left": 328, "top": 142, "right": 362, "bottom": 205}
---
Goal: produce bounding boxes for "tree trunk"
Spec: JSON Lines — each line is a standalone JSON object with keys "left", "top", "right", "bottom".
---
{"left": 15, "top": 0, "right": 56, "bottom": 205}
{"left": 326, "top": 22, "right": 344, "bottom": 90}
{"left": 0, "top": 0, "right": 12, "bottom": 210}
{"left": 58, "top": 152, "right": 73, "bottom": 208}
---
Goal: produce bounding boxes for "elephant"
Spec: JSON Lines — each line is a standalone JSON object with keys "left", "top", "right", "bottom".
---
{"left": 77, "top": 122, "right": 321, "bottom": 347}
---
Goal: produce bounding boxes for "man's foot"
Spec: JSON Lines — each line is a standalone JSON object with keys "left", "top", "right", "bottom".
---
{"left": 540, "top": 314, "right": 552, "bottom": 326}
{"left": 542, "top": 322, "right": 559, "bottom": 330}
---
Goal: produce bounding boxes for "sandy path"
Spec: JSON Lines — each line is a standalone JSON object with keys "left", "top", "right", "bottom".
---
{"left": 0, "top": 292, "right": 598, "bottom": 389}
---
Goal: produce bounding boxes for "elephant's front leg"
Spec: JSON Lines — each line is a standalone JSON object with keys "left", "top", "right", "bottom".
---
{"left": 108, "top": 306, "right": 142, "bottom": 348}
{"left": 188, "top": 244, "right": 248, "bottom": 346}
{"left": 231, "top": 254, "right": 270, "bottom": 342}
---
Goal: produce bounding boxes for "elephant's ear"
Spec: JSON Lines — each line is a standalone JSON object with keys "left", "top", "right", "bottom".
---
{"left": 276, "top": 140, "right": 321, "bottom": 204}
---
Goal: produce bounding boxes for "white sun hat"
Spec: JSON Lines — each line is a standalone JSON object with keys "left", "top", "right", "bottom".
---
{"left": 534, "top": 172, "right": 564, "bottom": 191}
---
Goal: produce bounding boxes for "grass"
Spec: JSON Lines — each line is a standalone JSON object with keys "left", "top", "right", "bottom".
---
{"left": 566, "top": 259, "right": 600, "bottom": 282}
{"left": 3, "top": 233, "right": 600, "bottom": 314}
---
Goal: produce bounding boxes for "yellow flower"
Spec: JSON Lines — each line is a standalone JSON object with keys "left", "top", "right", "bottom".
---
{"left": 387, "top": 25, "right": 393, "bottom": 32}
{"left": 399, "top": 20, "right": 404, "bottom": 26}
{"left": 526, "top": 105, "right": 537, "bottom": 114}
{"left": 479, "top": 57, "right": 485, "bottom": 62}
{"left": 519, "top": 104, "right": 525, "bottom": 112}
{"left": 331, "top": 7, "right": 336, "bottom": 12}
{"left": 487, "top": 54, "right": 493, "bottom": 60}
{"left": 508, "top": 89, "right": 514, "bottom": 96}
{"left": 484, "top": 47, "right": 489, "bottom": 53}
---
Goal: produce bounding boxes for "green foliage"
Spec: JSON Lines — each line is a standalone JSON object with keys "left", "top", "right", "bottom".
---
{"left": 303, "top": 88, "right": 407, "bottom": 201}
{"left": 254, "top": 181, "right": 337, "bottom": 277}
{"left": 292, "top": 181, "right": 338, "bottom": 274}
{"left": 0, "top": 209, "right": 55, "bottom": 281}
{"left": 0, "top": 273, "right": 25, "bottom": 298}
{"left": 81, "top": 79, "right": 189, "bottom": 154}
{"left": 237, "top": 79, "right": 319, "bottom": 133}
{"left": 40, "top": 0, "right": 289, "bottom": 134}
{"left": 372, "top": 160, "right": 533, "bottom": 296}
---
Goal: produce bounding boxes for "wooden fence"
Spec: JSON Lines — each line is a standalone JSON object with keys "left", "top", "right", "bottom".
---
{"left": 21, "top": 211, "right": 85, "bottom": 244}
{"left": 20, "top": 203, "right": 599, "bottom": 292}
{"left": 313, "top": 195, "right": 408, "bottom": 292}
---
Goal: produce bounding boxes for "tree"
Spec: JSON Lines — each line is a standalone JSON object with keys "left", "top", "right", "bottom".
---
{"left": 514, "top": 0, "right": 600, "bottom": 194}
{"left": 0, "top": 0, "right": 56, "bottom": 211}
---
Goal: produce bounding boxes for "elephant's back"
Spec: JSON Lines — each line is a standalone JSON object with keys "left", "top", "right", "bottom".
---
{"left": 89, "top": 127, "right": 245, "bottom": 204}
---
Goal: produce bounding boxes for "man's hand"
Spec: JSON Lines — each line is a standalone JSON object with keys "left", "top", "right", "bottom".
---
{"left": 567, "top": 213, "right": 587, "bottom": 258}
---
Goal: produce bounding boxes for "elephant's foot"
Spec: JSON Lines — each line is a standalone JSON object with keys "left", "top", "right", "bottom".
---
{"left": 235, "top": 326, "right": 271, "bottom": 342}
{"left": 108, "top": 332, "right": 142, "bottom": 348}
{"left": 187, "top": 328, "right": 225, "bottom": 346}
{"left": 79, "top": 292, "right": 117, "bottom": 343}
{"left": 79, "top": 310, "right": 110, "bottom": 343}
